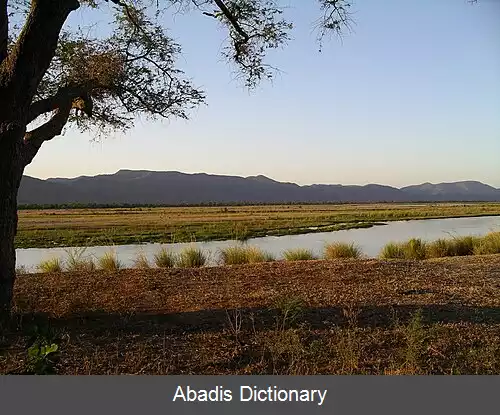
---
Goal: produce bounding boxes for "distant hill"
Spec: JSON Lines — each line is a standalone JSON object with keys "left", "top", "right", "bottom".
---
{"left": 17, "top": 170, "right": 500, "bottom": 205}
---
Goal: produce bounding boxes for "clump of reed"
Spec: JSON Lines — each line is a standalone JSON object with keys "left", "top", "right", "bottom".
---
{"left": 473, "top": 231, "right": 500, "bottom": 255}
{"left": 64, "top": 247, "right": 96, "bottom": 272}
{"left": 324, "top": 242, "right": 362, "bottom": 259}
{"left": 282, "top": 248, "right": 317, "bottom": 261}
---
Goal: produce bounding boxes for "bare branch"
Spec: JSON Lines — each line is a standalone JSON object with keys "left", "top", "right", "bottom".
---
{"left": 213, "top": 0, "right": 250, "bottom": 42}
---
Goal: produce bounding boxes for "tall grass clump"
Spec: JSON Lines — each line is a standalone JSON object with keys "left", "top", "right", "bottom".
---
{"left": 324, "top": 242, "right": 362, "bottom": 259}
{"left": 37, "top": 257, "right": 63, "bottom": 273}
{"left": 402, "top": 238, "right": 427, "bottom": 260}
{"left": 283, "top": 248, "right": 317, "bottom": 261}
{"left": 65, "top": 247, "right": 96, "bottom": 272}
{"left": 153, "top": 248, "right": 177, "bottom": 268}
{"left": 97, "top": 251, "right": 122, "bottom": 271}
{"left": 220, "top": 246, "right": 250, "bottom": 265}
{"left": 177, "top": 246, "right": 207, "bottom": 268}
{"left": 219, "top": 245, "right": 275, "bottom": 265}
{"left": 426, "top": 239, "right": 452, "bottom": 258}
{"left": 474, "top": 232, "right": 500, "bottom": 255}
{"left": 134, "top": 252, "right": 151, "bottom": 269}
{"left": 449, "top": 235, "right": 481, "bottom": 256}
{"left": 379, "top": 242, "right": 405, "bottom": 259}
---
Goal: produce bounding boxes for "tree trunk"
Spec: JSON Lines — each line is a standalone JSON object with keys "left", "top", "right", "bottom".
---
{"left": 0, "top": 121, "right": 25, "bottom": 318}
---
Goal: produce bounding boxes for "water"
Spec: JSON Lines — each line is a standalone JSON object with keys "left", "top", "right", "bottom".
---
{"left": 16, "top": 216, "right": 500, "bottom": 272}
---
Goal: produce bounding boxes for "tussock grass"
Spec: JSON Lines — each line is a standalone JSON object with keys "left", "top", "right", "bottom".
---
{"left": 449, "top": 235, "right": 481, "bottom": 256}
{"left": 402, "top": 238, "right": 428, "bottom": 260}
{"left": 134, "top": 252, "right": 151, "bottom": 269}
{"left": 380, "top": 242, "right": 405, "bottom": 259}
{"left": 426, "top": 239, "right": 451, "bottom": 258}
{"left": 219, "top": 245, "right": 274, "bottom": 265}
{"left": 97, "top": 251, "right": 122, "bottom": 271}
{"left": 324, "top": 242, "right": 362, "bottom": 259}
{"left": 64, "top": 247, "right": 96, "bottom": 272}
{"left": 177, "top": 246, "right": 207, "bottom": 268}
{"left": 153, "top": 248, "right": 177, "bottom": 268}
{"left": 282, "top": 248, "right": 316, "bottom": 261}
{"left": 473, "top": 232, "right": 500, "bottom": 255}
{"left": 37, "top": 257, "right": 63, "bottom": 273}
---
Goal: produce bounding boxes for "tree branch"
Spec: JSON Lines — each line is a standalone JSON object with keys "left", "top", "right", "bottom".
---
{"left": 22, "top": 103, "right": 72, "bottom": 166}
{"left": 0, "top": 0, "right": 7, "bottom": 65}
{"left": 0, "top": 0, "right": 80, "bottom": 118}
{"left": 212, "top": 0, "right": 250, "bottom": 42}
{"left": 28, "top": 85, "right": 93, "bottom": 123}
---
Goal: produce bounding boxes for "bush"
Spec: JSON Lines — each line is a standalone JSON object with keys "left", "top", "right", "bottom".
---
{"left": 178, "top": 246, "right": 207, "bottom": 268}
{"left": 282, "top": 248, "right": 317, "bottom": 261}
{"left": 37, "top": 257, "right": 63, "bottom": 273}
{"left": 97, "top": 251, "right": 122, "bottom": 271}
{"left": 153, "top": 248, "right": 177, "bottom": 268}
{"left": 324, "top": 242, "right": 362, "bottom": 259}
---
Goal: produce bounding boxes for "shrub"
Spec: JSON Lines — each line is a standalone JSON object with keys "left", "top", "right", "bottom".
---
{"left": 283, "top": 248, "right": 317, "bottom": 261}
{"left": 37, "top": 257, "right": 63, "bottom": 273}
{"left": 97, "top": 251, "right": 122, "bottom": 271}
{"left": 178, "top": 246, "right": 207, "bottom": 268}
{"left": 324, "top": 242, "right": 362, "bottom": 259}
{"left": 153, "top": 248, "right": 177, "bottom": 268}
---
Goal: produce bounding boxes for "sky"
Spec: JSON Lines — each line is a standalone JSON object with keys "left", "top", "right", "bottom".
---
{"left": 23, "top": 0, "right": 500, "bottom": 188}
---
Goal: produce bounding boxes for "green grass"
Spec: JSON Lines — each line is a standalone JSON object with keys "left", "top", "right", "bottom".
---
{"left": 153, "top": 248, "right": 177, "bottom": 268}
{"left": 97, "top": 251, "right": 122, "bottom": 271}
{"left": 282, "top": 248, "right": 317, "bottom": 261}
{"left": 380, "top": 242, "right": 405, "bottom": 259}
{"left": 177, "top": 246, "right": 207, "bottom": 268}
{"left": 324, "top": 242, "right": 362, "bottom": 259}
{"left": 37, "top": 257, "right": 63, "bottom": 273}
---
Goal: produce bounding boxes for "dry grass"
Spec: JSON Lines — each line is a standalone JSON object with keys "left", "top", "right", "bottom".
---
{"left": 97, "top": 251, "right": 122, "bottom": 271}
{"left": 153, "top": 248, "right": 177, "bottom": 268}
{"left": 282, "top": 248, "right": 317, "bottom": 261}
{"left": 3, "top": 255, "right": 500, "bottom": 375}
{"left": 37, "top": 257, "right": 63, "bottom": 273}
{"left": 177, "top": 246, "right": 207, "bottom": 268}
{"left": 324, "top": 242, "right": 362, "bottom": 259}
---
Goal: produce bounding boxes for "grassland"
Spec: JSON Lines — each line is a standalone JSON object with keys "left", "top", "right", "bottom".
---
{"left": 15, "top": 202, "right": 500, "bottom": 248}
{"left": 2, "top": 255, "right": 500, "bottom": 375}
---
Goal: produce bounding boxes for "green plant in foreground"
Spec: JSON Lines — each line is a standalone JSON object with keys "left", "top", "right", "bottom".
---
{"left": 272, "top": 295, "right": 306, "bottom": 329}
{"left": 282, "top": 248, "right": 317, "bottom": 261}
{"left": 324, "top": 242, "right": 362, "bottom": 259}
{"left": 177, "top": 246, "right": 207, "bottom": 268}
{"left": 426, "top": 239, "right": 451, "bottom": 258}
{"left": 220, "top": 246, "right": 250, "bottom": 265}
{"left": 379, "top": 242, "right": 405, "bottom": 259}
{"left": 97, "top": 251, "right": 122, "bottom": 271}
{"left": 26, "top": 340, "right": 59, "bottom": 375}
{"left": 153, "top": 248, "right": 177, "bottom": 268}
{"left": 449, "top": 235, "right": 481, "bottom": 256}
{"left": 37, "top": 257, "right": 63, "bottom": 273}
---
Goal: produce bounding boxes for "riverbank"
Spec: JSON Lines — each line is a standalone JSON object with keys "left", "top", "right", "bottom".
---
{"left": 2, "top": 255, "right": 500, "bottom": 374}
{"left": 15, "top": 203, "right": 500, "bottom": 248}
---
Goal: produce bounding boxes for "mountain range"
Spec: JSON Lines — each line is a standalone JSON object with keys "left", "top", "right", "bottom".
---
{"left": 17, "top": 170, "right": 500, "bottom": 205}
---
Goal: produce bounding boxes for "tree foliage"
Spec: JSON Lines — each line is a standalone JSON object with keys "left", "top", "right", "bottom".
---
{"left": 0, "top": 0, "right": 353, "bottom": 163}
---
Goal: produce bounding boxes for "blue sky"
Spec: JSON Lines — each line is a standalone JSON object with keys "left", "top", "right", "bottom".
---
{"left": 24, "top": 0, "right": 500, "bottom": 187}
